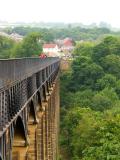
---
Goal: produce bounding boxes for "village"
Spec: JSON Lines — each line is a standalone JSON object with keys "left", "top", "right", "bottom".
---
{"left": 42, "top": 37, "right": 75, "bottom": 58}
{"left": 0, "top": 31, "right": 75, "bottom": 59}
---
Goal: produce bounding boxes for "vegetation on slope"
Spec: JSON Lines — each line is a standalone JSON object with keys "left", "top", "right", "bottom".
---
{"left": 60, "top": 36, "right": 120, "bottom": 160}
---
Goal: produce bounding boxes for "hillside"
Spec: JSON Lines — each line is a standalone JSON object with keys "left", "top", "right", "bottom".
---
{"left": 60, "top": 36, "right": 120, "bottom": 160}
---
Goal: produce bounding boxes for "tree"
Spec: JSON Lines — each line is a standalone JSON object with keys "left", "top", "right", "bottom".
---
{"left": 115, "top": 80, "right": 120, "bottom": 98}
{"left": 103, "top": 36, "right": 120, "bottom": 55}
{"left": 82, "top": 108, "right": 120, "bottom": 160}
{"left": 70, "top": 90, "right": 94, "bottom": 108}
{"left": 61, "top": 107, "right": 120, "bottom": 160}
{"left": 92, "top": 36, "right": 120, "bottom": 64}
{"left": 101, "top": 54, "right": 120, "bottom": 78}
{"left": 92, "top": 42, "right": 110, "bottom": 63}
{"left": 73, "top": 42, "right": 94, "bottom": 57}
{"left": 0, "top": 35, "right": 15, "bottom": 58}
{"left": 95, "top": 74, "right": 117, "bottom": 91}
{"left": 41, "top": 29, "right": 54, "bottom": 42}
{"left": 91, "top": 88, "right": 119, "bottom": 111}
{"left": 70, "top": 56, "right": 104, "bottom": 91}
{"left": 13, "top": 32, "right": 42, "bottom": 58}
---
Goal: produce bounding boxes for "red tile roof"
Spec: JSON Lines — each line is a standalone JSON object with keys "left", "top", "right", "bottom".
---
{"left": 64, "top": 38, "right": 72, "bottom": 42}
{"left": 63, "top": 38, "right": 74, "bottom": 46}
{"left": 43, "top": 44, "right": 57, "bottom": 49}
{"left": 64, "top": 40, "right": 73, "bottom": 46}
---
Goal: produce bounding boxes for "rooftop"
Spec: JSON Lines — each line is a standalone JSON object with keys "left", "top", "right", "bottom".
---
{"left": 43, "top": 43, "right": 57, "bottom": 49}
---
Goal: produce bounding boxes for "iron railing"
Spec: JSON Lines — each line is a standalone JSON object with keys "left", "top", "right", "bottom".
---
{"left": 0, "top": 57, "right": 59, "bottom": 89}
{"left": 0, "top": 57, "right": 60, "bottom": 135}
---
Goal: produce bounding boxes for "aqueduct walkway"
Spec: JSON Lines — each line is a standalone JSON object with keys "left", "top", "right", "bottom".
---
{"left": 0, "top": 57, "right": 60, "bottom": 160}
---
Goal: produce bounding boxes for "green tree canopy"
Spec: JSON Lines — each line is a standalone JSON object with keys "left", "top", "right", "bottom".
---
{"left": 101, "top": 54, "right": 120, "bottom": 78}
{"left": 0, "top": 35, "right": 15, "bottom": 58}
{"left": 60, "top": 35, "right": 120, "bottom": 160}
{"left": 95, "top": 74, "right": 117, "bottom": 90}
{"left": 12, "top": 32, "right": 42, "bottom": 58}
{"left": 91, "top": 88, "right": 119, "bottom": 111}
{"left": 73, "top": 42, "right": 94, "bottom": 57}
{"left": 70, "top": 56, "right": 104, "bottom": 91}
{"left": 61, "top": 107, "right": 120, "bottom": 160}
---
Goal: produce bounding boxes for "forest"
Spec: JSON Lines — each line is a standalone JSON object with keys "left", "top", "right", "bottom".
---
{"left": 2, "top": 26, "right": 120, "bottom": 41}
{"left": 60, "top": 36, "right": 120, "bottom": 160}
{"left": 1, "top": 26, "right": 120, "bottom": 159}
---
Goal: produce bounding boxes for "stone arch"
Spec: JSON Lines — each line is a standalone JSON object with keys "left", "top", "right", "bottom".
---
{"left": 28, "top": 100, "right": 36, "bottom": 123}
{"left": 12, "top": 116, "right": 27, "bottom": 160}
{"left": 42, "top": 85, "right": 46, "bottom": 101}
{"left": 46, "top": 81, "right": 50, "bottom": 95}
{"left": 36, "top": 91, "right": 41, "bottom": 105}
{"left": 13, "top": 116, "right": 26, "bottom": 145}
{"left": 27, "top": 100, "right": 38, "bottom": 159}
{"left": 36, "top": 91, "right": 42, "bottom": 109}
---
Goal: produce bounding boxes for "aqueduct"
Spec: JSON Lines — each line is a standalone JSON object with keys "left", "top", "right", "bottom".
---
{"left": 0, "top": 57, "right": 60, "bottom": 160}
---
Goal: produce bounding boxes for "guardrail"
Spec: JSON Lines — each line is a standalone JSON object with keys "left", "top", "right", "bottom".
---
{"left": 0, "top": 57, "right": 59, "bottom": 89}
{"left": 0, "top": 57, "right": 60, "bottom": 135}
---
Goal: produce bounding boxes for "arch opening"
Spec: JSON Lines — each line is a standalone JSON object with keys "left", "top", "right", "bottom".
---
{"left": 46, "top": 81, "right": 49, "bottom": 95}
{"left": 28, "top": 100, "right": 36, "bottom": 124}
{"left": 12, "top": 116, "right": 27, "bottom": 160}
{"left": 36, "top": 91, "right": 42, "bottom": 109}
{"left": 27, "top": 100, "right": 38, "bottom": 159}
{"left": 42, "top": 85, "right": 46, "bottom": 101}
{"left": 13, "top": 116, "right": 26, "bottom": 146}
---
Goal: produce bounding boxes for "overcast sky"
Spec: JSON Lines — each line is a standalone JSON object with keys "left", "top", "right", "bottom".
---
{"left": 0, "top": 0, "right": 120, "bottom": 27}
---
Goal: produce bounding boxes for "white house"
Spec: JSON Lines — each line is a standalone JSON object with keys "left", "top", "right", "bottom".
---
{"left": 43, "top": 44, "right": 59, "bottom": 53}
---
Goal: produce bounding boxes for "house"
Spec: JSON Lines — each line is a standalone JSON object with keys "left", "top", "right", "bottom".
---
{"left": 9, "top": 33, "right": 23, "bottom": 42}
{"left": 43, "top": 43, "right": 60, "bottom": 57}
{"left": 43, "top": 43, "right": 59, "bottom": 53}
{"left": 0, "top": 32, "right": 23, "bottom": 42}
{"left": 61, "top": 38, "right": 75, "bottom": 52}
